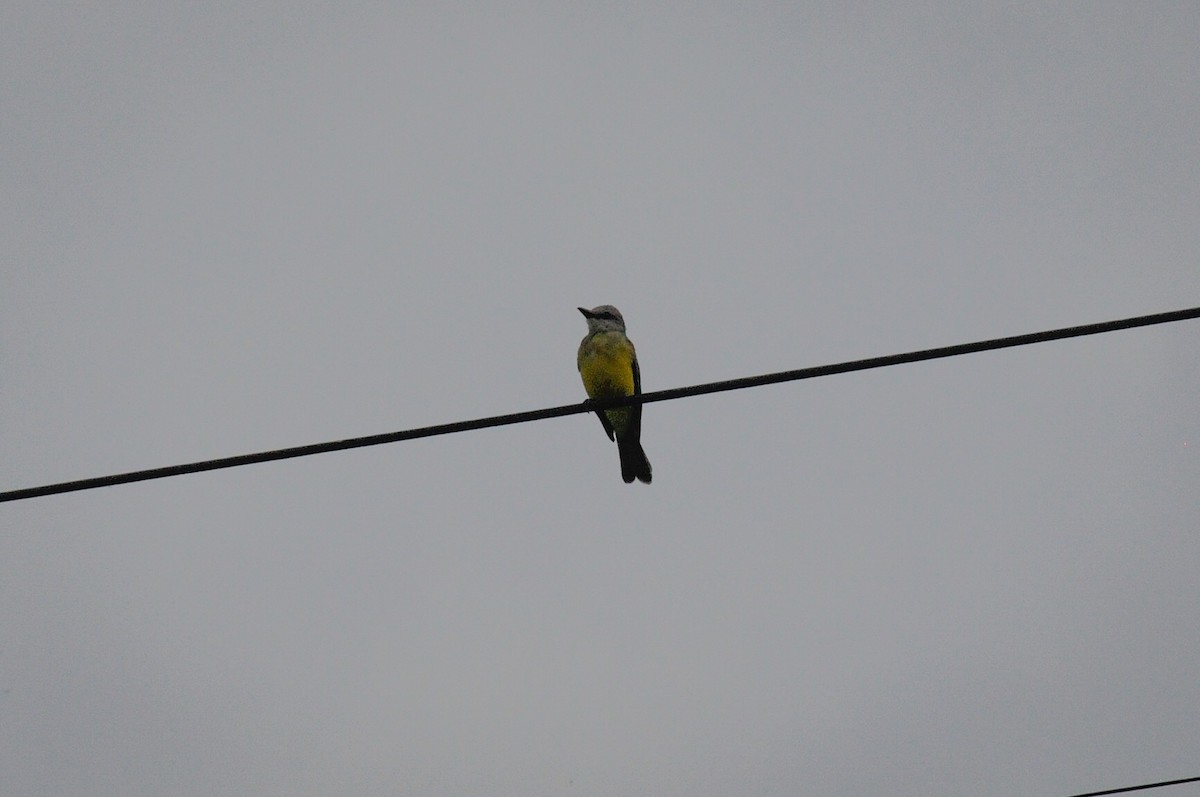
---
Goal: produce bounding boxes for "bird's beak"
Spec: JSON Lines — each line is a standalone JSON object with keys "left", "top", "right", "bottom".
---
{"left": 578, "top": 307, "right": 593, "bottom": 318}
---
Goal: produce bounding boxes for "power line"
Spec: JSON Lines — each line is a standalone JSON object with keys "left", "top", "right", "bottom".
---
{"left": 1064, "top": 775, "right": 1200, "bottom": 797}
{"left": 2, "top": 305, "right": 1197, "bottom": 504}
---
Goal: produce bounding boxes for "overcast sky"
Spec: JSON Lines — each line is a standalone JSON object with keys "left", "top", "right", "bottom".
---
{"left": 3, "top": 3, "right": 1199, "bottom": 796}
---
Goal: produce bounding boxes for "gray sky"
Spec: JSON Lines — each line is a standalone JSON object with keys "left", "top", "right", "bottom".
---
{"left": 3, "top": 3, "right": 1199, "bottom": 796}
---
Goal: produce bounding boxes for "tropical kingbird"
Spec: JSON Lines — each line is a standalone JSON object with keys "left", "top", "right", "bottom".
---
{"left": 577, "top": 305, "right": 652, "bottom": 484}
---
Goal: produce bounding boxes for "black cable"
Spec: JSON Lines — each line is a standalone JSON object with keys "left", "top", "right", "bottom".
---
{"left": 1063, "top": 775, "right": 1200, "bottom": 797}
{"left": 2, "top": 306, "right": 1197, "bottom": 504}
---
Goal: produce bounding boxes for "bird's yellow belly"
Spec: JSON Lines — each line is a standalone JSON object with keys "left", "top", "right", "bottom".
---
{"left": 578, "top": 336, "right": 635, "bottom": 399}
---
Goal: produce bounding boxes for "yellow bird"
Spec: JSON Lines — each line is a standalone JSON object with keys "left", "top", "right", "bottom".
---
{"left": 577, "top": 305, "right": 652, "bottom": 484}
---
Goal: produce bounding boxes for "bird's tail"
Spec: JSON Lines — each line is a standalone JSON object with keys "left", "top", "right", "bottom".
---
{"left": 617, "top": 438, "right": 652, "bottom": 484}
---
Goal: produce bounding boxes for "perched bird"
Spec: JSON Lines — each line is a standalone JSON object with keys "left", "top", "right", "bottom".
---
{"left": 577, "top": 305, "right": 652, "bottom": 484}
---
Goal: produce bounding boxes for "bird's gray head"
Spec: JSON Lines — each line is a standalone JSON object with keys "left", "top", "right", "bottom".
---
{"left": 578, "top": 305, "right": 627, "bottom": 335}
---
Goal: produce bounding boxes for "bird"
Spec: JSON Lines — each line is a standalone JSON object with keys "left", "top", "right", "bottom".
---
{"left": 577, "top": 305, "right": 652, "bottom": 484}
